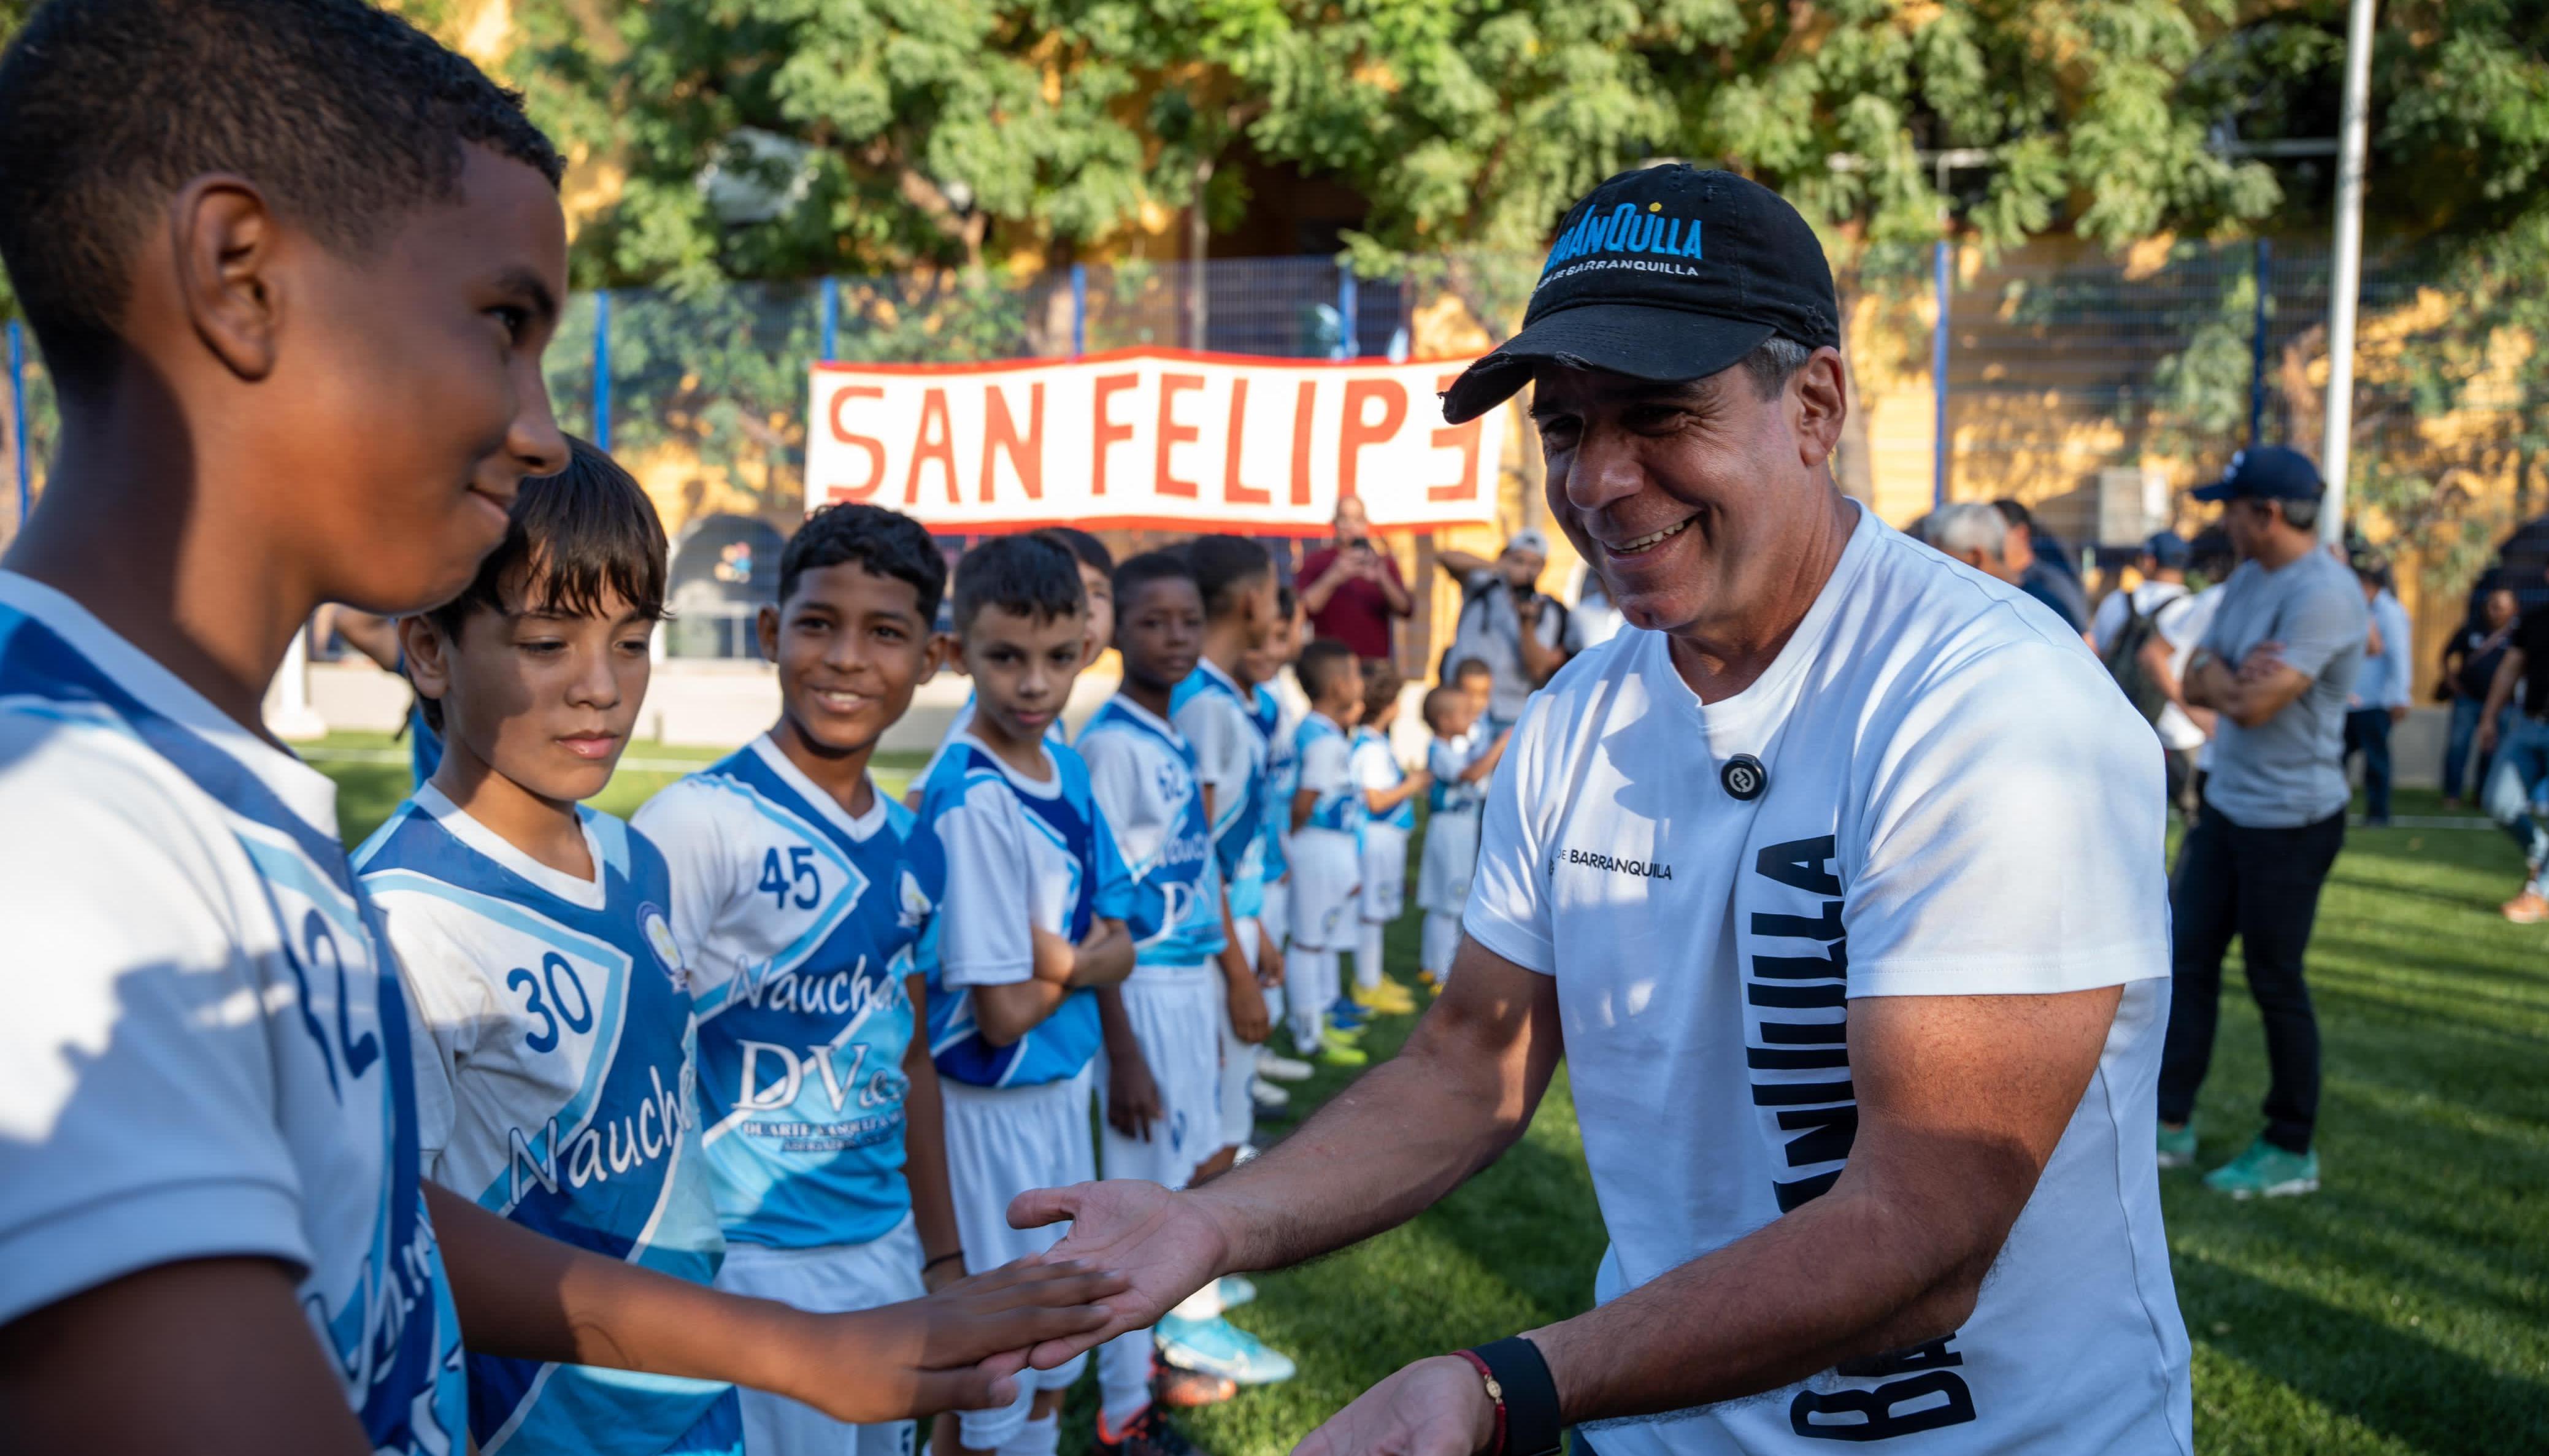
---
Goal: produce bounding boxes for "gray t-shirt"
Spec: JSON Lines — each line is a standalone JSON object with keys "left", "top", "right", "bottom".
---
{"left": 2197, "top": 549, "right": 2367, "bottom": 827}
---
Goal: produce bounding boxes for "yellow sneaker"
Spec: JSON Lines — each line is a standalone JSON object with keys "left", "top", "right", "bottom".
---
{"left": 1351, "top": 979, "right": 1417, "bottom": 1014}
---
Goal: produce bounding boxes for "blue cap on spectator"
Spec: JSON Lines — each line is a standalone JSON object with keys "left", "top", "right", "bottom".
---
{"left": 2144, "top": 531, "right": 2191, "bottom": 569}
{"left": 2192, "top": 445, "right": 2324, "bottom": 502}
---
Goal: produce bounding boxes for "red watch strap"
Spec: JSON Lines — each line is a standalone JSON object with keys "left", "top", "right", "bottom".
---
{"left": 1452, "top": 1349, "right": 1508, "bottom": 1456}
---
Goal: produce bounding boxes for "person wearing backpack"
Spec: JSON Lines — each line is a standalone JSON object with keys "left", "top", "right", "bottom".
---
{"left": 1436, "top": 529, "right": 1581, "bottom": 734}
{"left": 2096, "top": 531, "right": 2213, "bottom": 819}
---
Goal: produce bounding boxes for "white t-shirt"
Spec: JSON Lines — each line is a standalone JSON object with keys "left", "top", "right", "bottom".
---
{"left": 0, "top": 573, "right": 467, "bottom": 1452}
{"left": 1463, "top": 510, "right": 2190, "bottom": 1455}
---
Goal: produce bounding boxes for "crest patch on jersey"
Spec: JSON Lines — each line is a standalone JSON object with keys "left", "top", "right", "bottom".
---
{"left": 640, "top": 903, "right": 687, "bottom": 990}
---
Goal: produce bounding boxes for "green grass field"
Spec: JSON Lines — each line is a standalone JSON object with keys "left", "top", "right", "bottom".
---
{"left": 314, "top": 738, "right": 2547, "bottom": 1455}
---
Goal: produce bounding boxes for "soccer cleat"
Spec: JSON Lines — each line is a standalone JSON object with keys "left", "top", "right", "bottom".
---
{"left": 1250, "top": 1076, "right": 1291, "bottom": 1111}
{"left": 1217, "top": 1274, "right": 1258, "bottom": 1309}
{"left": 2502, "top": 891, "right": 2549, "bottom": 924}
{"left": 2202, "top": 1138, "right": 2320, "bottom": 1198}
{"left": 1095, "top": 1404, "right": 1205, "bottom": 1456}
{"left": 1351, "top": 979, "right": 1417, "bottom": 1014}
{"left": 1416, "top": 969, "right": 1440, "bottom": 991}
{"left": 1326, "top": 995, "right": 1369, "bottom": 1030}
{"left": 1318, "top": 1030, "right": 1368, "bottom": 1067}
{"left": 2156, "top": 1121, "right": 2197, "bottom": 1170}
{"left": 1153, "top": 1368, "right": 1236, "bottom": 1409}
{"left": 1156, "top": 1313, "right": 1298, "bottom": 1385}
{"left": 1256, "top": 1048, "right": 1314, "bottom": 1082}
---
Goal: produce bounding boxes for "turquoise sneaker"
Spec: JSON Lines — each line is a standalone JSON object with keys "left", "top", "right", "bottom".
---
{"left": 1215, "top": 1274, "right": 1257, "bottom": 1310}
{"left": 1155, "top": 1313, "right": 1297, "bottom": 1385}
{"left": 2156, "top": 1121, "right": 2197, "bottom": 1170}
{"left": 2203, "top": 1138, "right": 2320, "bottom": 1198}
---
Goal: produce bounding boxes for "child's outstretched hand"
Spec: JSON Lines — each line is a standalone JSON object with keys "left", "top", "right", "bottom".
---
{"left": 799, "top": 1259, "right": 1127, "bottom": 1423}
{"left": 1107, "top": 1052, "right": 1163, "bottom": 1141}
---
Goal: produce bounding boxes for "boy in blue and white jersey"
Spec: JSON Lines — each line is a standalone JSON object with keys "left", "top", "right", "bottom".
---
{"left": 913, "top": 534, "right": 1139, "bottom": 1456}
{"left": 1240, "top": 592, "right": 1316, "bottom": 1092}
{"left": 1077, "top": 551, "right": 1237, "bottom": 1449}
{"left": 1415, "top": 684, "right": 1498, "bottom": 989}
{"left": 907, "top": 529, "right": 1113, "bottom": 808}
{"left": 1283, "top": 640, "right": 1369, "bottom": 1061}
{"left": 356, "top": 443, "right": 739, "bottom": 1455}
{"left": 1345, "top": 661, "right": 1427, "bottom": 1011}
{"left": 1165, "top": 536, "right": 1284, "bottom": 1179}
{"left": 634, "top": 505, "right": 963, "bottom": 1456}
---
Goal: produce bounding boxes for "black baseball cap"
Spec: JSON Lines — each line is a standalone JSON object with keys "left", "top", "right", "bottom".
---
{"left": 1441, "top": 164, "right": 1843, "bottom": 424}
{"left": 2192, "top": 445, "right": 2324, "bottom": 502}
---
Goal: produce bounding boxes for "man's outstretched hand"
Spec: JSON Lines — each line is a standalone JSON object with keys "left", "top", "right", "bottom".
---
{"left": 799, "top": 1258, "right": 1127, "bottom": 1423}
{"left": 1007, "top": 1180, "right": 1232, "bottom": 1369}
{"left": 1295, "top": 1355, "right": 1497, "bottom": 1456}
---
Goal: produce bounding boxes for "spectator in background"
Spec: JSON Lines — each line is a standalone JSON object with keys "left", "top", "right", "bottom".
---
{"left": 2475, "top": 558, "right": 2549, "bottom": 921}
{"left": 1437, "top": 529, "right": 1578, "bottom": 733}
{"left": 1298, "top": 496, "right": 1413, "bottom": 664}
{"left": 1570, "top": 566, "right": 1626, "bottom": 649}
{"left": 2343, "top": 554, "right": 2413, "bottom": 827}
{"left": 2161, "top": 446, "right": 2364, "bottom": 1200}
{"left": 2096, "top": 531, "right": 2214, "bottom": 820}
{"left": 1994, "top": 497, "right": 2092, "bottom": 633}
{"left": 2439, "top": 584, "right": 2519, "bottom": 810}
{"left": 1928, "top": 500, "right": 2022, "bottom": 583}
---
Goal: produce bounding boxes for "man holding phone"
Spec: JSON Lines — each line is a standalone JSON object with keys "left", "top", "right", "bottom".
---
{"left": 1300, "top": 496, "right": 1415, "bottom": 664}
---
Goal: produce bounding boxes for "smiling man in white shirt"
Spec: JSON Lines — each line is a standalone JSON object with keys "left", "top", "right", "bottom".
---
{"left": 1008, "top": 164, "right": 2190, "bottom": 1456}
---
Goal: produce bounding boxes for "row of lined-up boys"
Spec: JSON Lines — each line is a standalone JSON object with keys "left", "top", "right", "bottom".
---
{"left": 355, "top": 439, "right": 1507, "bottom": 1456}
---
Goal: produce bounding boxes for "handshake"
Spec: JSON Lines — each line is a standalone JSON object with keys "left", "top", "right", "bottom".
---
{"left": 777, "top": 1256, "right": 1128, "bottom": 1425}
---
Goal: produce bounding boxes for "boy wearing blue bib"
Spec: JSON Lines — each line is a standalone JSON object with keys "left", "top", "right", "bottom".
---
{"left": 915, "top": 534, "right": 1139, "bottom": 1456}
{"left": 357, "top": 443, "right": 740, "bottom": 1455}
{"left": 635, "top": 505, "right": 964, "bottom": 1456}
{"left": 909, "top": 528, "right": 1113, "bottom": 809}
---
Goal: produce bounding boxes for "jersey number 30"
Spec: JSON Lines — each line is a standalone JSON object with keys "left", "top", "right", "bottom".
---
{"left": 759, "top": 846, "right": 822, "bottom": 910}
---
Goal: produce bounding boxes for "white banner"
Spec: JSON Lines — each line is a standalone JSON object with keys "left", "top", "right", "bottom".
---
{"left": 805, "top": 349, "right": 1506, "bottom": 534}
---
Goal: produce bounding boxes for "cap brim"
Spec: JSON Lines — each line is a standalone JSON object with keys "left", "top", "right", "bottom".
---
{"left": 1439, "top": 305, "right": 1777, "bottom": 424}
{"left": 2190, "top": 480, "right": 2237, "bottom": 502}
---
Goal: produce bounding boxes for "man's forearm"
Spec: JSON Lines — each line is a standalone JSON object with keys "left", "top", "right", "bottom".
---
{"left": 1187, "top": 954, "right": 1558, "bottom": 1273}
{"left": 1526, "top": 1174, "right": 1990, "bottom": 1424}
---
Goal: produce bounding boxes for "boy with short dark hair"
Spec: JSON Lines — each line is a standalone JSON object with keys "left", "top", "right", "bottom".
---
{"left": 630, "top": 504, "right": 969, "bottom": 1456}
{"left": 356, "top": 440, "right": 740, "bottom": 1455}
{"left": 1452, "top": 656, "right": 1496, "bottom": 729}
{"left": 0, "top": 2, "right": 1110, "bottom": 1447}
{"left": 910, "top": 529, "right": 1115, "bottom": 807}
{"left": 1241, "top": 587, "right": 1315, "bottom": 1094}
{"left": 1282, "top": 638, "right": 1367, "bottom": 1063}
{"left": 914, "top": 532, "right": 1138, "bottom": 1456}
{"left": 1076, "top": 551, "right": 1235, "bottom": 1453}
{"left": 1346, "top": 662, "right": 1427, "bottom": 1014}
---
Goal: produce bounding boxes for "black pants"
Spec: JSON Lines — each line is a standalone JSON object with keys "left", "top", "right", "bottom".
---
{"left": 2343, "top": 708, "right": 2394, "bottom": 821}
{"left": 2159, "top": 804, "right": 2346, "bottom": 1153}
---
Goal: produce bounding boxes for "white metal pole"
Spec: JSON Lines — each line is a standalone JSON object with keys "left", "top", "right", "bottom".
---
{"left": 2318, "top": 0, "right": 2377, "bottom": 545}
{"left": 267, "top": 618, "right": 329, "bottom": 741}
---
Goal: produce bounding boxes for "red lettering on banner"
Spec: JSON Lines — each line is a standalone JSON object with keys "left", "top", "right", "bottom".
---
{"left": 1221, "top": 380, "right": 1272, "bottom": 507}
{"left": 980, "top": 382, "right": 1044, "bottom": 500}
{"left": 1091, "top": 372, "right": 1139, "bottom": 496}
{"left": 1430, "top": 372, "right": 1483, "bottom": 501}
{"left": 1289, "top": 380, "right": 1317, "bottom": 505}
{"left": 1337, "top": 378, "right": 1407, "bottom": 500}
{"left": 904, "top": 388, "right": 960, "bottom": 505}
{"left": 1155, "top": 372, "right": 1204, "bottom": 498}
{"left": 826, "top": 385, "right": 887, "bottom": 502}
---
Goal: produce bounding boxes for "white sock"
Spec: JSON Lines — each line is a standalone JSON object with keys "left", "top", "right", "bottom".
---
{"left": 1169, "top": 1281, "right": 1223, "bottom": 1321}
{"left": 1288, "top": 948, "right": 1332, "bottom": 1048}
{"left": 1097, "top": 1328, "right": 1154, "bottom": 1429}
{"left": 998, "top": 1414, "right": 1060, "bottom": 1456}
{"left": 1356, "top": 920, "right": 1385, "bottom": 989}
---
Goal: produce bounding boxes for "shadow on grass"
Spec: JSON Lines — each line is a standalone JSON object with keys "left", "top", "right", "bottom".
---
{"left": 2174, "top": 1250, "right": 2549, "bottom": 1452}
